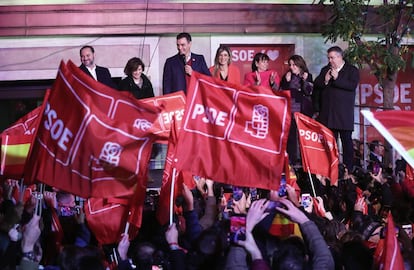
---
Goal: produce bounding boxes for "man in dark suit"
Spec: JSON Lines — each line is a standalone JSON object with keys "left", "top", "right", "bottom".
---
{"left": 313, "top": 46, "right": 360, "bottom": 171}
{"left": 367, "top": 140, "right": 385, "bottom": 172}
{"left": 79, "top": 45, "right": 116, "bottom": 89}
{"left": 162, "top": 32, "right": 211, "bottom": 95}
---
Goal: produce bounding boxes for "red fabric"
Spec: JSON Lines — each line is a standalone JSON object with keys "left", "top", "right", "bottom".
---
{"left": 243, "top": 70, "right": 280, "bottom": 90}
{"left": 24, "top": 60, "right": 159, "bottom": 198}
{"left": 209, "top": 64, "right": 242, "bottom": 85}
{"left": 174, "top": 72, "right": 291, "bottom": 191}
{"left": 155, "top": 117, "right": 196, "bottom": 226}
{"left": 126, "top": 180, "right": 146, "bottom": 231}
{"left": 84, "top": 197, "right": 131, "bottom": 244}
{"left": 294, "top": 112, "right": 339, "bottom": 185}
{"left": 42, "top": 200, "right": 64, "bottom": 265}
{"left": 156, "top": 119, "right": 192, "bottom": 226}
{"left": 1, "top": 106, "right": 42, "bottom": 178}
{"left": 362, "top": 110, "right": 414, "bottom": 169}
{"left": 140, "top": 91, "right": 186, "bottom": 143}
{"left": 312, "top": 197, "right": 326, "bottom": 218}
{"left": 379, "top": 213, "right": 405, "bottom": 270}
{"left": 373, "top": 239, "right": 385, "bottom": 268}
{"left": 402, "top": 164, "right": 414, "bottom": 198}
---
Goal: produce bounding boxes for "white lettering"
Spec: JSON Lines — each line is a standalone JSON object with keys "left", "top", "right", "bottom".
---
{"left": 162, "top": 109, "right": 184, "bottom": 125}
{"left": 400, "top": 83, "right": 412, "bottom": 103}
{"left": 231, "top": 49, "right": 255, "bottom": 62}
{"left": 359, "top": 83, "right": 413, "bottom": 105}
{"left": 191, "top": 104, "right": 228, "bottom": 126}
{"left": 359, "top": 84, "right": 373, "bottom": 104}
{"left": 58, "top": 128, "right": 73, "bottom": 151}
{"left": 299, "top": 129, "right": 323, "bottom": 143}
{"left": 373, "top": 84, "right": 383, "bottom": 104}
{"left": 191, "top": 104, "right": 205, "bottom": 119}
{"left": 43, "top": 102, "right": 73, "bottom": 151}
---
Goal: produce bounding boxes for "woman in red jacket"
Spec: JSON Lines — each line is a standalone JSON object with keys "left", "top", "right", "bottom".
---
{"left": 244, "top": 52, "right": 280, "bottom": 90}
{"left": 209, "top": 45, "right": 241, "bottom": 84}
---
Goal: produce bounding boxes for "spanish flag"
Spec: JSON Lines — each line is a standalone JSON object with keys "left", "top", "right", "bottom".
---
{"left": 1, "top": 106, "right": 41, "bottom": 178}
{"left": 269, "top": 213, "right": 302, "bottom": 238}
{"left": 269, "top": 154, "right": 302, "bottom": 238}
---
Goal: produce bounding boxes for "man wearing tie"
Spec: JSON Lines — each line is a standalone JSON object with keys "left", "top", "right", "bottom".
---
{"left": 79, "top": 45, "right": 116, "bottom": 89}
{"left": 162, "top": 32, "right": 211, "bottom": 95}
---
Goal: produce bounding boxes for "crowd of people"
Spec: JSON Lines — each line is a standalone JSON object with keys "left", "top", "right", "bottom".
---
{"left": 1, "top": 32, "right": 413, "bottom": 270}
{"left": 1, "top": 155, "right": 413, "bottom": 269}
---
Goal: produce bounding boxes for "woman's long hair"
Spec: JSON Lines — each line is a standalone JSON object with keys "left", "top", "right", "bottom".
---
{"left": 288, "top": 55, "right": 309, "bottom": 76}
{"left": 252, "top": 52, "right": 270, "bottom": 71}
{"left": 212, "top": 45, "right": 232, "bottom": 77}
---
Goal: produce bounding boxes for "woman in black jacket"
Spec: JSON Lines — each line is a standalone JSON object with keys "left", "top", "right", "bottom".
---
{"left": 118, "top": 57, "right": 154, "bottom": 99}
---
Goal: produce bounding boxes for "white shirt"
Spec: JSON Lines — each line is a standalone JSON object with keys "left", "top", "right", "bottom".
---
{"left": 86, "top": 65, "right": 97, "bottom": 81}
{"left": 335, "top": 61, "right": 345, "bottom": 72}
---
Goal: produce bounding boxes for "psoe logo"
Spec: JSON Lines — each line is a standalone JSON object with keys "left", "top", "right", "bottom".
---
{"left": 99, "top": 142, "right": 122, "bottom": 168}
{"left": 133, "top": 119, "right": 152, "bottom": 131}
{"left": 245, "top": 104, "right": 269, "bottom": 139}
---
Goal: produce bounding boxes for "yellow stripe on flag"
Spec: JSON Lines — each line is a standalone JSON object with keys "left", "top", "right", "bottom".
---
{"left": 409, "top": 148, "right": 414, "bottom": 160}
{"left": 1, "top": 143, "right": 30, "bottom": 165}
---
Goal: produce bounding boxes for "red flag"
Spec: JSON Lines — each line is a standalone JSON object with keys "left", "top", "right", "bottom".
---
{"left": 174, "top": 72, "right": 291, "bottom": 190}
{"left": 294, "top": 112, "right": 339, "bottom": 185}
{"left": 155, "top": 116, "right": 197, "bottom": 226}
{"left": 361, "top": 110, "right": 414, "bottom": 169}
{"left": 1, "top": 106, "right": 42, "bottom": 178}
{"left": 141, "top": 91, "right": 186, "bottom": 143}
{"left": 126, "top": 179, "right": 147, "bottom": 231}
{"left": 156, "top": 119, "right": 184, "bottom": 226}
{"left": 379, "top": 212, "right": 405, "bottom": 270}
{"left": 24, "top": 61, "right": 160, "bottom": 198}
{"left": 84, "top": 197, "right": 131, "bottom": 244}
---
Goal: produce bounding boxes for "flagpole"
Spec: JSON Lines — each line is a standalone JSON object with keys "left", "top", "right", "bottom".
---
{"left": 169, "top": 167, "right": 177, "bottom": 225}
{"left": 306, "top": 166, "right": 317, "bottom": 198}
{"left": 112, "top": 248, "right": 119, "bottom": 265}
{"left": 124, "top": 220, "right": 130, "bottom": 235}
{"left": 19, "top": 178, "right": 25, "bottom": 203}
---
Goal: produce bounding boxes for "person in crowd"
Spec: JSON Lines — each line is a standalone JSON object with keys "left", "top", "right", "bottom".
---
{"left": 352, "top": 139, "right": 364, "bottom": 169}
{"left": 19, "top": 214, "right": 42, "bottom": 270}
{"left": 243, "top": 52, "right": 280, "bottom": 90}
{"left": 209, "top": 45, "right": 241, "bottom": 84}
{"left": 165, "top": 222, "right": 186, "bottom": 270}
{"left": 58, "top": 245, "right": 106, "bottom": 270}
{"left": 0, "top": 192, "right": 23, "bottom": 269}
{"left": 78, "top": 45, "right": 116, "bottom": 88}
{"left": 367, "top": 140, "right": 385, "bottom": 172}
{"left": 312, "top": 46, "right": 360, "bottom": 171}
{"left": 280, "top": 54, "right": 314, "bottom": 164}
{"left": 41, "top": 191, "right": 91, "bottom": 265}
{"left": 280, "top": 54, "right": 314, "bottom": 117}
{"left": 118, "top": 57, "right": 154, "bottom": 99}
{"left": 163, "top": 32, "right": 211, "bottom": 95}
{"left": 236, "top": 198, "right": 335, "bottom": 270}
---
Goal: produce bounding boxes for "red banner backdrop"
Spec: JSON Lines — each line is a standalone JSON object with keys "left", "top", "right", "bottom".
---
{"left": 357, "top": 46, "right": 414, "bottom": 143}
{"left": 223, "top": 44, "right": 295, "bottom": 81}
